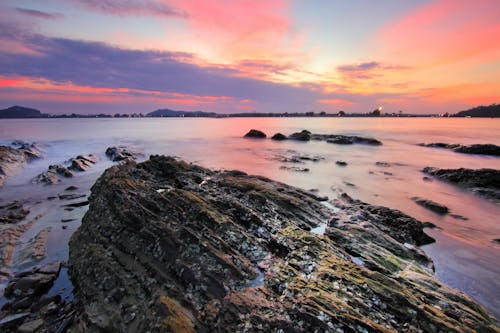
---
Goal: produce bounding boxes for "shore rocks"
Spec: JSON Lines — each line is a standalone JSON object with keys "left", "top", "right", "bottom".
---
{"left": 68, "top": 155, "right": 497, "bottom": 332}
{"left": 0, "top": 144, "right": 41, "bottom": 187}
{"left": 270, "top": 133, "right": 287, "bottom": 140}
{"left": 423, "top": 167, "right": 500, "bottom": 201}
{"left": 289, "top": 130, "right": 311, "bottom": 141}
{"left": 105, "top": 146, "right": 138, "bottom": 162}
{"left": 34, "top": 165, "right": 73, "bottom": 185}
{"left": 243, "top": 129, "right": 266, "bottom": 139}
{"left": 336, "top": 160, "right": 348, "bottom": 166}
{"left": 69, "top": 154, "right": 98, "bottom": 172}
{"left": 412, "top": 197, "right": 449, "bottom": 214}
{"left": 419, "top": 143, "right": 500, "bottom": 156}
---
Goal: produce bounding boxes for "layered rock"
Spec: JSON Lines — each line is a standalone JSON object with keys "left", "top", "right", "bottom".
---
{"left": 105, "top": 146, "right": 139, "bottom": 162}
{"left": 411, "top": 197, "right": 449, "bottom": 215}
{"left": 35, "top": 154, "right": 98, "bottom": 185}
{"left": 68, "top": 156, "right": 498, "bottom": 332}
{"left": 423, "top": 167, "right": 500, "bottom": 201}
{"left": 419, "top": 143, "right": 500, "bottom": 157}
{"left": 0, "top": 144, "right": 41, "bottom": 187}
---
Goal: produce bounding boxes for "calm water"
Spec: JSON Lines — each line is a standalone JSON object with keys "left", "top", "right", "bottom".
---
{"left": 0, "top": 117, "right": 499, "bottom": 318}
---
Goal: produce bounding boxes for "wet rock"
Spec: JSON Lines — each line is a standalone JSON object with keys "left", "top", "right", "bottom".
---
{"left": 422, "top": 176, "right": 433, "bottom": 182}
{"left": 34, "top": 165, "right": 73, "bottom": 185}
{"left": 279, "top": 166, "right": 309, "bottom": 172}
{"left": 16, "top": 227, "right": 52, "bottom": 264}
{"left": 412, "top": 197, "right": 449, "bottom": 214}
{"left": 271, "top": 133, "right": 287, "bottom": 140}
{"left": 0, "top": 220, "right": 36, "bottom": 268}
{"left": 62, "top": 201, "right": 89, "bottom": 208}
{"left": 243, "top": 129, "right": 266, "bottom": 139}
{"left": 423, "top": 167, "right": 500, "bottom": 201}
{"left": 0, "top": 312, "right": 30, "bottom": 330}
{"left": 375, "top": 161, "right": 391, "bottom": 167}
{"left": 335, "top": 160, "right": 347, "bottom": 166}
{"left": 58, "top": 193, "right": 86, "bottom": 201}
{"left": 0, "top": 201, "right": 29, "bottom": 224}
{"left": 419, "top": 143, "right": 500, "bottom": 156}
{"left": 289, "top": 130, "right": 311, "bottom": 141}
{"left": 67, "top": 155, "right": 498, "bottom": 332}
{"left": 16, "top": 318, "right": 44, "bottom": 333}
{"left": 0, "top": 144, "right": 42, "bottom": 188}
{"left": 4, "top": 262, "right": 60, "bottom": 298}
{"left": 65, "top": 186, "right": 78, "bottom": 191}
{"left": 105, "top": 146, "right": 138, "bottom": 161}
{"left": 317, "top": 134, "right": 382, "bottom": 145}
{"left": 493, "top": 239, "right": 500, "bottom": 244}
{"left": 68, "top": 154, "right": 98, "bottom": 172}
{"left": 449, "top": 213, "right": 468, "bottom": 221}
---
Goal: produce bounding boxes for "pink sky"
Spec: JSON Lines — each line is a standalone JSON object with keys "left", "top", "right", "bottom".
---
{"left": 0, "top": 0, "right": 498, "bottom": 114}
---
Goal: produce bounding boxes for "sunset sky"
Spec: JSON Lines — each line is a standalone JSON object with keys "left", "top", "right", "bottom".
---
{"left": 0, "top": 0, "right": 498, "bottom": 114}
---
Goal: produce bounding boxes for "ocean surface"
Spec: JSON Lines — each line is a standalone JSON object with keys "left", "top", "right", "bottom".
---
{"left": 0, "top": 117, "right": 499, "bottom": 319}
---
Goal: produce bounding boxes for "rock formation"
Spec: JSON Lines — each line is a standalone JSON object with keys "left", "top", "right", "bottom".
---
{"left": 419, "top": 143, "right": 500, "bottom": 157}
{"left": 68, "top": 156, "right": 498, "bottom": 332}
{"left": 0, "top": 143, "right": 42, "bottom": 187}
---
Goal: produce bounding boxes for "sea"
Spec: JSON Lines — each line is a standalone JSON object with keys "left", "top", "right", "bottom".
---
{"left": 0, "top": 117, "right": 499, "bottom": 319}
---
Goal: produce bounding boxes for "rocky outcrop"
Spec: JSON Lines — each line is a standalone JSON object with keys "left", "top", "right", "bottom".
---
{"left": 289, "top": 130, "right": 311, "bottom": 141}
{"left": 419, "top": 143, "right": 500, "bottom": 156}
{"left": 35, "top": 154, "right": 98, "bottom": 185}
{"left": 68, "top": 156, "right": 498, "bottom": 332}
{"left": 412, "top": 197, "right": 449, "bottom": 215}
{"left": 270, "top": 133, "right": 287, "bottom": 140}
{"left": 423, "top": 167, "right": 500, "bottom": 201}
{"left": 105, "top": 146, "right": 138, "bottom": 162}
{"left": 243, "top": 129, "right": 266, "bottom": 139}
{"left": 0, "top": 144, "right": 41, "bottom": 187}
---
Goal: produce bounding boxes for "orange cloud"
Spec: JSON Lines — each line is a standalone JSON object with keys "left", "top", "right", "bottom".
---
{"left": 317, "top": 98, "right": 354, "bottom": 108}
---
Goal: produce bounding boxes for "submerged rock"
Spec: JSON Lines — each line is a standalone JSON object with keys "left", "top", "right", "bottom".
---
{"left": 105, "top": 146, "right": 138, "bottom": 162}
{"left": 336, "top": 160, "right": 348, "bottom": 166}
{"left": 0, "top": 144, "right": 42, "bottom": 187}
{"left": 68, "top": 156, "right": 498, "bottom": 332}
{"left": 419, "top": 143, "right": 500, "bottom": 156}
{"left": 243, "top": 129, "right": 266, "bottom": 139}
{"left": 271, "top": 133, "right": 287, "bottom": 140}
{"left": 423, "top": 167, "right": 500, "bottom": 201}
{"left": 289, "top": 130, "right": 311, "bottom": 141}
{"left": 34, "top": 164, "right": 73, "bottom": 185}
{"left": 0, "top": 201, "right": 29, "bottom": 224}
{"left": 412, "top": 197, "right": 449, "bottom": 214}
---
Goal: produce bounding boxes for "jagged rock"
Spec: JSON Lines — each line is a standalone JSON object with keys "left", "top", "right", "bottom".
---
{"left": 412, "top": 197, "right": 449, "bottom": 214}
{"left": 0, "top": 312, "right": 30, "bottom": 330}
{"left": 423, "top": 167, "right": 500, "bottom": 201}
{"left": 0, "top": 201, "right": 29, "bottom": 224}
{"left": 105, "top": 146, "right": 138, "bottom": 161}
{"left": 69, "top": 154, "right": 98, "bottom": 172}
{"left": 0, "top": 144, "right": 41, "bottom": 187}
{"left": 65, "top": 185, "right": 78, "bottom": 191}
{"left": 289, "top": 130, "right": 311, "bottom": 141}
{"left": 419, "top": 143, "right": 500, "bottom": 156}
{"left": 34, "top": 165, "right": 73, "bottom": 185}
{"left": 274, "top": 153, "right": 324, "bottom": 164}
{"left": 68, "top": 156, "right": 498, "bottom": 332}
{"left": 4, "top": 262, "right": 60, "bottom": 298}
{"left": 243, "top": 129, "right": 266, "bottom": 139}
{"left": 279, "top": 166, "right": 309, "bottom": 172}
{"left": 271, "top": 133, "right": 287, "bottom": 140}
{"left": 16, "top": 318, "right": 44, "bottom": 333}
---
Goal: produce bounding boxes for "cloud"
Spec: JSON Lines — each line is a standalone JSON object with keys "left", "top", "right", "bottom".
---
{"left": 69, "top": 0, "right": 187, "bottom": 18}
{"left": 15, "top": 8, "right": 63, "bottom": 20}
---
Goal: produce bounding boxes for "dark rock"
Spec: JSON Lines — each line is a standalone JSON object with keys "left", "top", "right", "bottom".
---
{"left": 0, "top": 312, "right": 30, "bottom": 330}
{"left": 67, "top": 156, "right": 498, "bottom": 332}
{"left": 422, "top": 176, "right": 433, "bottom": 182}
{"left": 412, "top": 197, "right": 449, "bottom": 214}
{"left": 62, "top": 201, "right": 89, "bottom": 208}
{"left": 288, "top": 130, "right": 311, "bottom": 141}
{"left": 335, "top": 161, "right": 347, "bottom": 166}
{"left": 17, "top": 318, "right": 44, "bottom": 333}
{"left": 0, "top": 201, "right": 29, "bottom": 224}
{"left": 423, "top": 167, "right": 500, "bottom": 201}
{"left": 243, "top": 129, "right": 266, "bottom": 139}
{"left": 493, "top": 239, "right": 500, "bottom": 244}
{"left": 320, "top": 134, "right": 381, "bottom": 145}
{"left": 58, "top": 193, "right": 86, "bottom": 201}
{"left": 279, "top": 166, "right": 309, "bottom": 172}
{"left": 449, "top": 213, "right": 468, "bottom": 221}
{"left": 419, "top": 143, "right": 500, "bottom": 157}
{"left": 65, "top": 186, "right": 78, "bottom": 191}
{"left": 105, "top": 146, "right": 138, "bottom": 161}
{"left": 34, "top": 165, "right": 73, "bottom": 185}
{"left": 0, "top": 144, "right": 42, "bottom": 187}
{"left": 68, "top": 154, "right": 98, "bottom": 172}
{"left": 271, "top": 133, "right": 287, "bottom": 140}
{"left": 375, "top": 161, "right": 391, "bottom": 167}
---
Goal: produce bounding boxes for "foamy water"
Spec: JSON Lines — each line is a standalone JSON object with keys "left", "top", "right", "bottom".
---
{"left": 0, "top": 117, "right": 499, "bottom": 318}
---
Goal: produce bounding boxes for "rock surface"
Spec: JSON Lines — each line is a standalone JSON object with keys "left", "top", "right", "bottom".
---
{"left": 35, "top": 154, "right": 98, "bottom": 185}
{"left": 423, "top": 167, "right": 500, "bottom": 201}
{"left": 412, "top": 197, "right": 449, "bottom": 215}
{"left": 105, "top": 146, "right": 139, "bottom": 162}
{"left": 243, "top": 129, "right": 266, "bottom": 139}
{"left": 419, "top": 143, "right": 500, "bottom": 156}
{"left": 270, "top": 133, "right": 287, "bottom": 140}
{"left": 68, "top": 156, "right": 498, "bottom": 332}
{"left": 0, "top": 144, "right": 41, "bottom": 187}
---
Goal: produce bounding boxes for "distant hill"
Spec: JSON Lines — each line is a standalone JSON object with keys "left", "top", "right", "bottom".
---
{"left": 148, "top": 108, "right": 218, "bottom": 117}
{"left": 0, "top": 105, "right": 47, "bottom": 118}
{"left": 454, "top": 104, "right": 500, "bottom": 117}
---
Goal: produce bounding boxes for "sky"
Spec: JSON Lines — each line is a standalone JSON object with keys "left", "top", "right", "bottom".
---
{"left": 0, "top": 0, "right": 498, "bottom": 115}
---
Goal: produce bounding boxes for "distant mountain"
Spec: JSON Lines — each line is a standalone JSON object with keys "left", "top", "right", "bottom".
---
{"left": 455, "top": 104, "right": 500, "bottom": 117}
{"left": 0, "top": 105, "right": 47, "bottom": 118}
{"left": 147, "top": 108, "right": 218, "bottom": 117}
